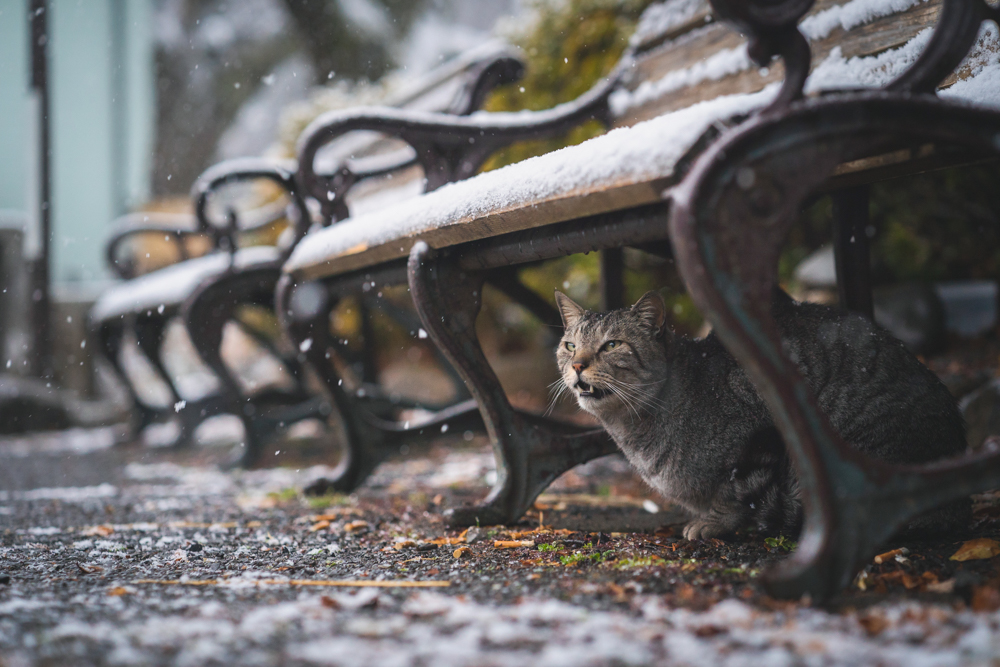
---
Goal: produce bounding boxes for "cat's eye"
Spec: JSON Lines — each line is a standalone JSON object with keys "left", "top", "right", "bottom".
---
{"left": 564, "top": 342, "right": 576, "bottom": 352}
{"left": 603, "top": 340, "right": 620, "bottom": 351}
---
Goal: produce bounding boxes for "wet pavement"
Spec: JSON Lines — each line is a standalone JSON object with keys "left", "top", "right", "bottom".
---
{"left": 3, "top": 426, "right": 1000, "bottom": 666}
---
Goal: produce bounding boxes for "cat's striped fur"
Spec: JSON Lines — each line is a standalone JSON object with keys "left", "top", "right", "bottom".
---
{"left": 554, "top": 289, "right": 969, "bottom": 540}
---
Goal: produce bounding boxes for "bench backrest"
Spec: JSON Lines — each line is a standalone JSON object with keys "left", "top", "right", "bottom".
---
{"left": 615, "top": 0, "right": 964, "bottom": 127}
{"left": 295, "top": 0, "right": 984, "bottom": 232}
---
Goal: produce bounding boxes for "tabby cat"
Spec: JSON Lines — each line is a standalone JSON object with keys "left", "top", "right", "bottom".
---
{"left": 554, "top": 289, "right": 968, "bottom": 540}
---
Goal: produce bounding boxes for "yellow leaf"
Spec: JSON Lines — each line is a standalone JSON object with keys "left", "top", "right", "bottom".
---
{"left": 950, "top": 538, "right": 1000, "bottom": 561}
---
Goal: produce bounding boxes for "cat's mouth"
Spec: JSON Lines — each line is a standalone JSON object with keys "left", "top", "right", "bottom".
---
{"left": 575, "top": 380, "right": 609, "bottom": 400}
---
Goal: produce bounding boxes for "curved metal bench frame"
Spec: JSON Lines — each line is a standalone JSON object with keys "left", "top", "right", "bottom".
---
{"left": 174, "top": 53, "right": 525, "bottom": 467}
{"left": 279, "top": 0, "right": 1000, "bottom": 599}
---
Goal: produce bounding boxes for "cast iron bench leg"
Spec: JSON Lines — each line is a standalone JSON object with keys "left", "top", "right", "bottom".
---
{"left": 277, "top": 276, "right": 486, "bottom": 495}
{"left": 97, "top": 320, "right": 161, "bottom": 435}
{"left": 669, "top": 96, "right": 1000, "bottom": 600}
{"left": 408, "top": 242, "right": 617, "bottom": 527}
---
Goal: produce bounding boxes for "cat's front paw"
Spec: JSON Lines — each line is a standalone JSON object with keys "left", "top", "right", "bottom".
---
{"left": 683, "top": 519, "right": 728, "bottom": 541}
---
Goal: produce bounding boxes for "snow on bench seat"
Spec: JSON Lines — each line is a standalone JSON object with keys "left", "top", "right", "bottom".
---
{"left": 91, "top": 246, "right": 282, "bottom": 323}
{"left": 284, "top": 89, "right": 769, "bottom": 281}
{"left": 284, "top": 20, "right": 1000, "bottom": 282}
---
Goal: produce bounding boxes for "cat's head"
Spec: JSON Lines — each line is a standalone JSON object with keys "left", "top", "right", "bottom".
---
{"left": 555, "top": 290, "right": 668, "bottom": 419}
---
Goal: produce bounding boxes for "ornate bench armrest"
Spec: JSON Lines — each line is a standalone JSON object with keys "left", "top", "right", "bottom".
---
{"left": 191, "top": 157, "right": 312, "bottom": 257}
{"left": 297, "top": 65, "right": 628, "bottom": 221}
{"left": 105, "top": 212, "right": 204, "bottom": 279}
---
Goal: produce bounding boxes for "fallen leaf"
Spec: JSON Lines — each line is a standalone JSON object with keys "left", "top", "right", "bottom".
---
{"left": 107, "top": 587, "right": 128, "bottom": 596}
{"left": 80, "top": 525, "right": 114, "bottom": 537}
{"left": 343, "top": 520, "right": 370, "bottom": 534}
{"left": 950, "top": 538, "right": 1000, "bottom": 561}
{"left": 309, "top": 520, "right": 331, "bottom": 532}
{"left": 425, "top": 537, "right": 464, "bottom": 546}
{"left": 494, "top": 540, "right": 535, "bottom": 549}
{"left": 972, "top": 585, "right": 1000, "bottom": 612}
{"left": 320, "top": 595, "right": 340, "bottom": 609}
{"left": 453, "top": 546, "right": 471, "bottom": 559}
{"left": 858, "top": 613, "right": 888, "bottom": 637}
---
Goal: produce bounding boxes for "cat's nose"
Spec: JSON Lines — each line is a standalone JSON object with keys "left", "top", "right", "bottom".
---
{"left": 572, "top": 362, "right": 586, "bottom": 373}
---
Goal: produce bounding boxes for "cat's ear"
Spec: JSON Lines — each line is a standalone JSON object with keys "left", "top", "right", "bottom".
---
{"left": 554, "top": 290, "right": 585, "bottom": 329}
{"left": 631, "top": 291, "right": 666, "bottom": 335}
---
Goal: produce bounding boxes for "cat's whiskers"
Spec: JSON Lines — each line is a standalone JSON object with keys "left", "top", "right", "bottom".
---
{"left": 544, "top": 376, "right": 570, "bottom": 416}
{"left": 593, "top": 373, "right": 667, "bottom": 414}
{"left": 605, "top": 383, "right": 641, "bottom": 423}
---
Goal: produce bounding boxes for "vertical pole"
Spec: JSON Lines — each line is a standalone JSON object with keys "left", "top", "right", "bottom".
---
{"left": 29, "top": 0, "right": 53, "bottom": 378}
{"left": 831, "top": 185, "right": 874, "bottom": 320}
{"left": 599, "top": 248, "right": 625, "bottom": 311}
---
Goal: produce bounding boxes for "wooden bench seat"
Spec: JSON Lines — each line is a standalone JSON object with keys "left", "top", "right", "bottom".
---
{"left": 285, "top": 0, "right": 1000, "bottom": 283}
{"left": 92, "top": 246, "right": 283, "bottom": 324}
{"left": 275, "top": 0, "right": 1000, "bottom": 601}
{"left": 90, "top": 46, "right": 525, "bottom": 463}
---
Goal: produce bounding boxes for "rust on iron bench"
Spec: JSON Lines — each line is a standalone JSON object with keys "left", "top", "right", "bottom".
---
{"left": 278, "top": 0, "right": 1000, "bottom": 598}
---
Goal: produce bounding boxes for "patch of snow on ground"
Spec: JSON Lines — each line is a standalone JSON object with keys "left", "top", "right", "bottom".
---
{"left": 0, "top": 483, "right": 119, "bottom": 503}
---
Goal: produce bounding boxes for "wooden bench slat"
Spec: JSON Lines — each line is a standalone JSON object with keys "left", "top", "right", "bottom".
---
{"left": 286, "top": 0, "right": 1000, "bottom": 283}
{"left": 618, "top": 0, "right": 943, "bottom": 125}
{"left": 284, "top": 91, "right": 765, "bottom": 281}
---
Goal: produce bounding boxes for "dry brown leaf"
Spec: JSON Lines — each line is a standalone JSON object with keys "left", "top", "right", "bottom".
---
{"left": 494, "top": 540, "right": 535, "bottom": 549}
{"left": 309, "top": 520, "right": 331, "bottom": 532}
{"left": 319, "top": 595, "right": 340, "bottom": 609}
{"left": 107, "top": 587, "right": 129, "bottom": 596}
{"left": 858, "top": 613, "right": 888, "bottom": 637}
{"left": 950, "top": 538, "right": 1000, "bottom": 561}
{"left": 972, "top": 585, "right": 1000, "bottom": 612}
{"left": 343, "top": 520, "right": 370, "bottom": 533}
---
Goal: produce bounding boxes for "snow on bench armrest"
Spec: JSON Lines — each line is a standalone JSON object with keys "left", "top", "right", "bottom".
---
{"left": 284, "top": 87, "right": 773, "bottom": 279}
{"left": 284, "top": 20, "right": 1000, "bottom": 281}
{"left": 91, "top": 246, "right": 282, "bottom": 323}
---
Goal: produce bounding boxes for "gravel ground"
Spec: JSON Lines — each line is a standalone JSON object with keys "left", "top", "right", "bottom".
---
{"left": 3, "top": 425, "right": 1000, "bottom": 666}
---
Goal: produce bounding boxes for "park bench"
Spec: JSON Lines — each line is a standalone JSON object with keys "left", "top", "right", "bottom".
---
{"left": 278, "top": 0, "right": 1000, "bottom": 600}
{"left": 90, "top": 45, "right": 523, "bottom": 459}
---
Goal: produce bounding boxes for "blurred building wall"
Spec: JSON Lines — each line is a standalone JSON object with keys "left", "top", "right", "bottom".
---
{"left": 0, "top": 0, "right": 154, "bottom": 286}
